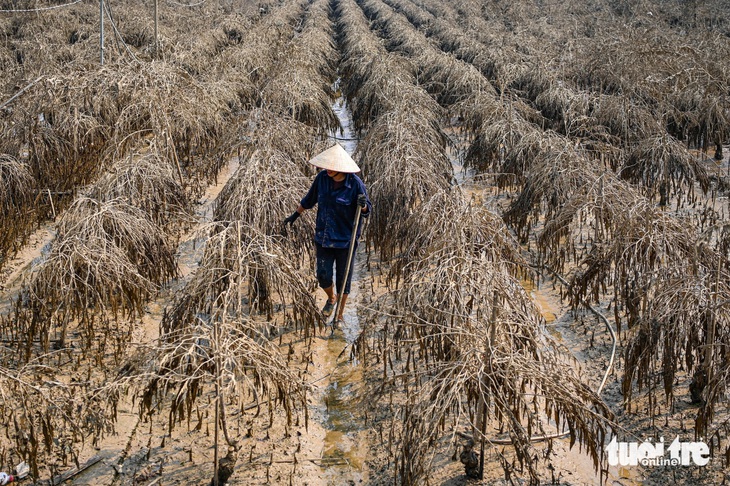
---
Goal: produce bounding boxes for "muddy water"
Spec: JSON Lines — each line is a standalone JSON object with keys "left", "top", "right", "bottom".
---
{"left": 310, "top": 264, "right": 368, "bottom": 484}
{"left": 0, "top": 226, "right": 54, "bottom": 313}
{"left": 521, "top": 278, "right": 559, "bottom": 324}
{"left": 444, "top": 127, "right": 475, "bottom": 186}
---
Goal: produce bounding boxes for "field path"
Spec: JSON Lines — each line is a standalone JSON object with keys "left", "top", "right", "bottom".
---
{"left": 294, "top": 85, "right": 371, "bottom": 485}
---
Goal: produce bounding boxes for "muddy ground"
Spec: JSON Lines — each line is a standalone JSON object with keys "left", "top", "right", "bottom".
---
{"left": 1, "top": 100, "right": 728, "bottom": 486}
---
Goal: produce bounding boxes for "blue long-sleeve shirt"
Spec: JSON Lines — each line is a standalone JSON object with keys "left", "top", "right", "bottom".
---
{"left": 300, "top": 170, "right": 372, "bottom": 248}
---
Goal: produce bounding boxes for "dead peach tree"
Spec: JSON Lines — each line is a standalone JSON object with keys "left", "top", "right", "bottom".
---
{"left": 357, "top": 189, "right": 614, "bottom": 484}
{"left": 133, "top": 223, "right": 319, "bottom": 483}
{"left": 355, "top": 106, "right": 452, "bottom": 261}
{"left": 0, "top": 155, "right": 36, "bottom": 271}
{"left": 245, "top": 108, "right": 330, "bottom": 172}
{"left": 88, "top": 145, "right": 194, "bottom": 232}
{"left": 214, "top": 147, "right": 316, "bottom": 267}
{"left": 512, "top": 137, "right": 730, "bottom": 449}
{"left": 621, "top": 132, "right": 710, "bottom": 207}
{"left": 19, "top": 196, "right": 177, "bottom": 362}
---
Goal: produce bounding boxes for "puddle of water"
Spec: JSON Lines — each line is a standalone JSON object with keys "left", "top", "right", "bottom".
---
{"left": 322, "top": 355, "right": 361, "bottom": 431}
{"left": 0, "top": 228, "right": 56, "bottom": 313}
{"left": 175, "top": 156, "right": 241, "bottom": 279}
{"left": 30, "top": 240, "right": 53, "bottom": 268}
{"left": 546, "top": 325, "right": 563, "bottom": 342}
{"left": 323, "top": 430, "right": 366, "bottom": 471}
{"left": 521, "top": 278, "right": 558, "bottom": 324}
{"left": 330, "top": 79, "right": 358, "bottom": 156}
{"left": 444, "top": 129, "right": 474, "bottom": 185}
{"left": 318, "top": 257, "right": 366, "bottom": 472}
{"left": 321, "top": 329, "right": 366, "bottom": 473}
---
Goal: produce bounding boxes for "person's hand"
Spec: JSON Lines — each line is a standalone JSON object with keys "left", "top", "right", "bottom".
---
{"left": 283, "top": 211, "right": 300, "bottom": 226}
{"left": 357, "top": 193, "right": 367, "bottom": 209}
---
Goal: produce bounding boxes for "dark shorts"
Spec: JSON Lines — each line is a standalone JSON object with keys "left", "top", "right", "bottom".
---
{"left": 315, "top": 243, "right": 357, "bottom": 295}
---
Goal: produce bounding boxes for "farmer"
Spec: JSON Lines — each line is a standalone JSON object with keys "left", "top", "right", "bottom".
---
{"left": 283, "top": 143, "right": 371, "bottom": 325}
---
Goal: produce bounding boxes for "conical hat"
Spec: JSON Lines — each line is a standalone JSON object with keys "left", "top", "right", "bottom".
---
{"left": 308, "top": 143, "right": 360, "bottom": 173}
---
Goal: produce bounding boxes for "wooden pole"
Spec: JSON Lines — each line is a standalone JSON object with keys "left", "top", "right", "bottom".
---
{"left": 479, "top": 291, "right": 499, "bottom": 479}
{"left": 332, "top": 205, "right": 362, "bottom": 326}
{"left": 100, "top": 0, "right": 105, "bottom": 65}
{"left": 47, "top": 189, "right": 56, "bottom": 220}
{"left": 213, "top": 315, "right": 220, "bottom": 486}
{"left": 154, "top": 0, "right": 159, "bottom": 58}
{"left": 703, "top": 252, "right": 721, "bottom": 403}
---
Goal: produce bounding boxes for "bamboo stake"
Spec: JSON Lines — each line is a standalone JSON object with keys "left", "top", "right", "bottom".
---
{"left": 213, "top": 314, "right": 221, "bottom": 486}
{"left": 47, "top": 189, "right": 56, "bottom": 220}
{"left": 704, "top": 251, "right": 721, "bottom": 402}
{"left": 154, "top": 0, "right": 159, "bottom": 59}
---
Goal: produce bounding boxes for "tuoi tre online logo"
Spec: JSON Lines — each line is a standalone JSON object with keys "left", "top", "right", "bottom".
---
{"left": 607, "top": 436, "right": 710, "bottom": 467}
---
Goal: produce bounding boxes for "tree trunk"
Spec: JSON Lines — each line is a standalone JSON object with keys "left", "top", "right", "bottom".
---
{"left": 714, "top": 142, "right": 723, "bottom": 161}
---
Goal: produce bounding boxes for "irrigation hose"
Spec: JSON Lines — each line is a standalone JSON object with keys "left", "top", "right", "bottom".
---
{"left": 487, "top": 264, "right": 617, "bottom": 445}
{"left": 537, "top": 264, "right": 618, "bottom": 396}
{"left": 0, "top": 0, "right": 81, "bottom": 13}
{"left": 166, "top": 0, "right": 207, "bottom": 7}
{"left": 327, "top": 134, "right": 361, "bottom": 142}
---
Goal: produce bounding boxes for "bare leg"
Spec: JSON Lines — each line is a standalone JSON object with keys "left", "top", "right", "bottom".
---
{"left": 323, "top": 285, "right": 336, "bottom": 305}
{"left": 336, "top": 293, "right": 348, "bottom": 321}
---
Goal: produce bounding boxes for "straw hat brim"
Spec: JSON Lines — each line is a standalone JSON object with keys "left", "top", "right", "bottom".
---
{"left": 308, "top": 143, "right": 360, "bottom": 173}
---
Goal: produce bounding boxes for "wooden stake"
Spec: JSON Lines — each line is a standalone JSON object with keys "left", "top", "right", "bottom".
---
{"left": 213, "top": 315, "right": 220, "bottom": 486}
{"left": 47, "top": 188, "right": 56, "bottom": 220}
{"left": 154, "top": 0, "right": 159, "bottom": 58}
{"left": 100, "top": 0, "right": 105, "bottom": 65}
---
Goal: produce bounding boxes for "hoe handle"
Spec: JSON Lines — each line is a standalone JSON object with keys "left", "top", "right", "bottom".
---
{"left": 333, "top": 205, "right": 362, "bottom": 323}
